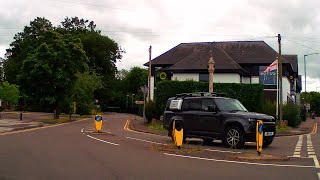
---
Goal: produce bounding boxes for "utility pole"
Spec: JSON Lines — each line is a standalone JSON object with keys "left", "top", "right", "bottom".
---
{"left": 148, "top": 46, "right": 152, "bottom": 102}
{"left": 278, "top": 34, "right": 283, "bottom": 122}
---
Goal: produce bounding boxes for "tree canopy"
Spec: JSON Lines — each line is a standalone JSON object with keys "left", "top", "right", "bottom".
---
{"left": 3, "top": 16, "right": 124, "bottom": 115}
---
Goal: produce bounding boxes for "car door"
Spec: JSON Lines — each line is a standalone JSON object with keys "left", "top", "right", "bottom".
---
{"left": 197, "top": 99, "right": 221, "bottom": 136}
{"left": 181, "top": 98, "right": 203, "bottom": 135}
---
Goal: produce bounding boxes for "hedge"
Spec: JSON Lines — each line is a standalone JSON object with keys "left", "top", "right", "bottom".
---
{"left": 155, "top": 80, "right": 264, "bottom": 116}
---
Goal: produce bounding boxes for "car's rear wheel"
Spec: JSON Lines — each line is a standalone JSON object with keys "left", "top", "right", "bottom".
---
{"left": 223, "top": 126, "right": 245, "bottom": 149}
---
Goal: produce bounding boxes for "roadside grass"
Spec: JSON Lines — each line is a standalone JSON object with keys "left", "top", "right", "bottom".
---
{"left": 40, "top": 115, "right": 93, "bottom": 124}
{"left": 276, "top": 126, "right": 291, "bottom": 133}
{"left": 148, "top": 119, "right": 166, "bottom": 132}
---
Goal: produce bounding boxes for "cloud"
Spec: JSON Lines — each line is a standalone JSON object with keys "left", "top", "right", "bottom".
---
{"left": 0, "top": 0, "right": 320, "bottom": 91}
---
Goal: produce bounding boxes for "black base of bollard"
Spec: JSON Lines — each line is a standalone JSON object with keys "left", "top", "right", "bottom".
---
{"left": 20, "top": 113, "right": 23, "bottom": 121}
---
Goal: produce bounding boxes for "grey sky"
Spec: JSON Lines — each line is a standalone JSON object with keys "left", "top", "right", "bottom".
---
{"left": 0, "top": 0, "right": 320, "bottom": 91}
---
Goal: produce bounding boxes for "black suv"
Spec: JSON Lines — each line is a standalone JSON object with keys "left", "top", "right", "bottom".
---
{"left": 163, "top": 92, "right": 276, "bottom": 149}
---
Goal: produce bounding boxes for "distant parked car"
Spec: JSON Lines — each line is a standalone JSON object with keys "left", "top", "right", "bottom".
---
{"left": 163, "top": 92, "right": 276, "bottom": 149}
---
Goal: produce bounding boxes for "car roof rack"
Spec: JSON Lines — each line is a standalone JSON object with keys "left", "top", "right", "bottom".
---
{"left": 175, "top": 92, "right": 226, "bottom": 99}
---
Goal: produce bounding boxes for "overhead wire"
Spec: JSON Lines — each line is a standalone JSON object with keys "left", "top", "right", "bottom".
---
{"left": 282, "top": 37, "right": 320, "bottom": 53}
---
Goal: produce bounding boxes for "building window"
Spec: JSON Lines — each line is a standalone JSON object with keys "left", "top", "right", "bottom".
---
{"left": 199, "top": 73, "right": 209, "bottom": 82}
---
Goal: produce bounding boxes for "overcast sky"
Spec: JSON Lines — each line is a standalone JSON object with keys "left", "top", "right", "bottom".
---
{"left": 0, "top": 0, "right": 320, "bottom": 91}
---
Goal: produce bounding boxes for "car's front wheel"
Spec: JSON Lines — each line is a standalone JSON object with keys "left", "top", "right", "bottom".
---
{"left": 263, "top": 138, "right": 274, "bottom": 147}
{"left": 223, "top": 126, "right": 245, "bottom": 149}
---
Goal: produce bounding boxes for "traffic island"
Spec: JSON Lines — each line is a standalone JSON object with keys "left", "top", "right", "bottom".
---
{"left": 151, "top": 144, "right": 202, "bottom": 154}
{"left": 225, "top": 153, "right": 290, "bottom": 162}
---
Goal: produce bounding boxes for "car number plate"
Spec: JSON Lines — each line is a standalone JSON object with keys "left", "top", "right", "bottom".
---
{"left": 264, "top": 132, "right": 274, "bottom": 136}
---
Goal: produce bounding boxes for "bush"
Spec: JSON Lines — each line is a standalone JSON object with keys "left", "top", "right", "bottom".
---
{"left": 283, "top": 103, "right": 301, "bottom": 127}
{"left": 261, "top": 101, "right": 276, "bottom": 118}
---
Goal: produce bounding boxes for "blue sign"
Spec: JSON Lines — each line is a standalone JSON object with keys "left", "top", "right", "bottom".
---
{"left": 95, "top": 115, "right": 102, "bottom": 122}
{"left": 258, "top": 124, "right": 263, "bottom": 134}
{"left": 259, "top": 66, "right": 277, "bottom": 85}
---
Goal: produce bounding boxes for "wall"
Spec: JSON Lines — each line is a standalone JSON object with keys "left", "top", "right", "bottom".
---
{"left": 214, "top": 74, "right": 241, "bottom": 83}
{"left": 282, "top": 77, "right": 291, "bottom": 104}
{"left": 172, "top": 73, "right": 199, "bottom": 81}
{"left": 251, "top": 76, "right": 259, "bottom": 84}
{"left": 242, "top": 77, "right": 251, "bottom": 84}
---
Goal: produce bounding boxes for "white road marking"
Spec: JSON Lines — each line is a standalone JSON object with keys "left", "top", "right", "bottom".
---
{"left": 86, "top": 135, "right": 119, "bottom": 146}
{"left": 310, "top": 155, "right": 320, "bottom": 168}
{"left": 205, "top": 149, "right": 242, "bottom": 154}
{"left": 126, "top": 136, "right": 166, "bottom": 145}
{"left": 318, "top": 173, "right": 320, "bottom": 179}
{"left": 287, "top": 156, "right": 312, "bottom": 159}
{"left": 164, "top": 153, "right": 317, "bottom": 168}
{"left": 292, "top": 135, "right": 303, "bottom": 157}
{"left": 81, "top": 128, "right": 84, "bottom": 133}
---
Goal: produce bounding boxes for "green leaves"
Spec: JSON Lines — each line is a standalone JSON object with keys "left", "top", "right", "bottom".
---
{"left": 155, "top": 81, "right": 264, "bottom": 115}
{"left": 0, "top": 81, "right": 20, "bottom": 105}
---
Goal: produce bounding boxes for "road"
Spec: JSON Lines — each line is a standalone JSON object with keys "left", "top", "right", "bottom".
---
{"left": 0, "top": 113, "right": 319, "bottom": 180}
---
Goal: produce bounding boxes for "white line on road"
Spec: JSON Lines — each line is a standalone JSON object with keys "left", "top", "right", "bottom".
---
{"left": 126, "top": 136, "right": 166, "bottom": 145}
{"left": 310, "top": 155, "right": 320, "bottom": 168}
{"left": 164, "top": 153, "right": 317, "bottom": 169}
{"left": 81, "top": 128, "right": 84, "bottom": 133}
{"left": 87, "top": 135, "right": 119, "bottom": 146}
{"left": 205, "top": 149, "right": 242, "bottom": 154}
{"left": 292, "top": 135, "right": 303, "bottom": 157}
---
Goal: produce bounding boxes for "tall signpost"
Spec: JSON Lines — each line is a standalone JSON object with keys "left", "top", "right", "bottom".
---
{"left": 208, "top": 52, "right": 215, "bottom": 93}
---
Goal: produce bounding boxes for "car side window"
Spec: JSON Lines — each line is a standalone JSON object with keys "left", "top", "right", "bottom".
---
{"left": 189, "top": 99, "right": 202, "bottom": 110}
{"left": 201, "top": 99, "right": 215, "bottom": 111}
{"left": 182, "top": 99, "right": 190, "bottom": 110}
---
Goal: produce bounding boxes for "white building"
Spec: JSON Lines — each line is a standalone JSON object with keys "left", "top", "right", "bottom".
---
{"left": 145, "top": 41, "right": 301, "bottom": 104}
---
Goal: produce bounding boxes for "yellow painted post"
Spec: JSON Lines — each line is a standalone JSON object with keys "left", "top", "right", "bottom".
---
{"left": 173, "top": 120, "right": 183, "bottom": 149}
{"left": 95, "top": 114, "right": 103, "bottom": 132}
{"left": 256, "top": 120, "right": 263, "bottom": 155}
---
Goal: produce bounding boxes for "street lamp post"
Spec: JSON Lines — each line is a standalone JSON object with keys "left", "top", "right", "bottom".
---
{"left": 304, "top": 53, "right": 319, "bottom": 101}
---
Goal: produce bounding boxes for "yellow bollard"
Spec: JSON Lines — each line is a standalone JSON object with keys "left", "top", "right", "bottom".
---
{"left": 172, "top": 120, "right": 183, "bottom": 149}
{"left": 256, "top": 120, "right": 263, "bottom": 155}
{"left": 95, "top": 114, "right": 103, "bottom": 132}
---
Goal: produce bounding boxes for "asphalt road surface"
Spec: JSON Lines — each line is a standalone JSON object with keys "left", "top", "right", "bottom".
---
{"left": 0, "top": 113, "right": 320, "bottom": 180}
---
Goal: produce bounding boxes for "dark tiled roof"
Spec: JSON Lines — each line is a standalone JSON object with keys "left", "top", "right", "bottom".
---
{"left": 283, "top": 55, "right": 298, "bottom": 73}
{"left": 167, "top": 42, "right": 243, "bottom": 71}
{"left": 215, "top": 41, "right": 288, "bottom": 64}
{"left": 145, "top": 41, "right": 295, "bottom": 73}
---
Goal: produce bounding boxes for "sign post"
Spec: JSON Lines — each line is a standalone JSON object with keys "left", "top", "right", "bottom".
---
{"left": 256, "top": 120, "right": 263, "bottom": 155}
{"left": 95, "top": 114, "right": 103, "bottom": 132}
{"left": 172, "top": 120, "right": 183, "bottom": 149}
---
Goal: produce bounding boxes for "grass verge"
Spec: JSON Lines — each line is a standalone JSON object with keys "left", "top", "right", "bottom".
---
{"left": 276, "top": 126, "right": 291, "bottom": 133}
{"left": 39, "top": 118, "right": 77, "bottom": 124}
{"left": 148, "top": 119, "right": 166, "bottom": 132}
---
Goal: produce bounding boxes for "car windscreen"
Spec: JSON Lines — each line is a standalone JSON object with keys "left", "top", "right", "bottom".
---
{"left": 214, "top": 98, "right": 248, "bottom": 112}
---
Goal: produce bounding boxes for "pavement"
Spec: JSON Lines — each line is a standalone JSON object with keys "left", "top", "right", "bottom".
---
{"left": 128, "top": 114, "right": 318, "bottom": 137}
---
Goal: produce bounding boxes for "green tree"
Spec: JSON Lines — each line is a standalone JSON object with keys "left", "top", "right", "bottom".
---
{"left": 59, "top": 17, "right": 124, "bottom": 109}
{"left": 0, "top": 81, "right": 20, "bottom": 106}
{"left": 18, "top": 31, "right": 88, "bottom": 118}
{"left": 73, "top": 72, "right": 102, "bottom": 115}
{"left": 4, "top": 17, "right": 53, "bottom": 84}
{"left": 123, "top": 67, "right": 148, "bottom": 94}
